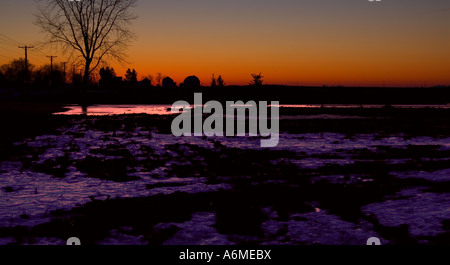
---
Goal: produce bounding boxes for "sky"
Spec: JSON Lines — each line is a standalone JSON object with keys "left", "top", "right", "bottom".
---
{"left": 0, "top": 0, "right": 449, "bottom": 87}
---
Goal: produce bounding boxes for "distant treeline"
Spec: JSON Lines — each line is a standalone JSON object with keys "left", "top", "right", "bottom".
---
{"left": 1, "top": 60, "right": 448, "bottom": 105}
{"left": 4, "top": 85, "right": 448, "bottom": 105}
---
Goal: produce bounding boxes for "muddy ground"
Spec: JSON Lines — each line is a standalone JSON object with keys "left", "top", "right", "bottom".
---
{"left": 0, "top": 107, "right": 449, "bottom": 245}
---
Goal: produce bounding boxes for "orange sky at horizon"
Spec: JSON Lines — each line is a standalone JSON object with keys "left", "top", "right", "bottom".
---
{"left": 1, "top": 0, "right": 449, "bottom": 87}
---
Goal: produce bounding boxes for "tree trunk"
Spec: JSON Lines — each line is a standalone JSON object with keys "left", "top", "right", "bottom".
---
{"left": 82, "top": 60, "right": 91, "bottom": 92}
{"left": 81, "top": 59, "right": 91, "bottom": 107}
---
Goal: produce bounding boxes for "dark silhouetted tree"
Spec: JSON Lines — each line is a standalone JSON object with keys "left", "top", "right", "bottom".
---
{"left": 33, "top": 64, "right": 64, "bottom": 88}
{"left": 144, "top": 75, "right": 153, "bottom": 85}
{"left": 72, "top": 72, "right": 83, "bottom": 87}
{"left": 35, "top": 0, "right": 138, "bottom": 89}
{"left": 250, "top": 73, "right": 263, "bottom": 86}
{"left": 125, "top": 68, "right": 137, "bottom": 83}
{"left": 99, "top": 67, "right": 117, "bottom": 89}
{"left": 211, "top": 74, "right": 217, "bottom": 87}
{"left": 137, "top": 78, "right": 152, "bottom": 89}
{"left": 182, "top": 75, "right": 201, "bottom": 88}
{"left": 217, "top": 75, "right": 225, "bottom": 87}
{"left": 0, "top": 72, "right": 5, "bottom": 88}
{"left": 156, "top": 73, "right": 163, "bottom": 87}
{"left": 0, "top": 58, "right": 34, "bottom": 86}
{"left": 162, "top": 76, "right": 177, "bottom": 88}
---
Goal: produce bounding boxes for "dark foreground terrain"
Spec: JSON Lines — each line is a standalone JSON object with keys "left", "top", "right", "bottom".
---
{"left": 0, "top": 105, "right": 449, "bottom": 245}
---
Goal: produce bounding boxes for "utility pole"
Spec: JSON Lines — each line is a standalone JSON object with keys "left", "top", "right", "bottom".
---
{"left": 18, "top": 45, "right": 34, "bottom": 82}
{"left": 46, "top": 55, "right": 57, "bottom": 73}
{"left": 61, "top": 62, "right": 68, "bottom": 83}
{"left": 46, "top": 56, "right": 57, "bottom": 89}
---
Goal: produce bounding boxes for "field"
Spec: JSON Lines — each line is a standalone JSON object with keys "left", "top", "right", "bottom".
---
{"left": 0, "top": 106, "right": 449, "bottom": 245}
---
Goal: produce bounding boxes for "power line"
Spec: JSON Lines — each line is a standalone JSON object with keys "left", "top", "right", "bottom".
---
{"left": 27, "top": 55, "right": 46, "bottom": 66}
{"left": 31, "top": 43, "right": 48, "bottom": 53}
{"left": 19, "top": 46, "right": 34, "bottom": 62}
{"left": 27, "top": 49, "right": 56, "bottom": 67}
{"left": 0, "top": 34, "right": 49, "bottom": 65}
{"left": 29, "top": 49, "right": 48, "bottom": 58}
{"left": 0, "top": 54, "right": 14, "bottom": 60}
{"left": 28, "top": 51, "right": 46, "bottom": 60}
{"left": 0, "top": 38, "right": 19, "bottom": 46}
{"left": 0, "top": 44, "right": 20, "bottom": 55}
{"left": 0, "top": 33, "right": 23, "bottom": 45}
{"left": 0, "top": 39, "right": 18, "bottom": 46}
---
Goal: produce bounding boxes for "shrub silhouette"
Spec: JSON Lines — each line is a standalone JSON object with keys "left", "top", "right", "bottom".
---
{"left": 250, "top": 73, "right": 264, "bottom": 86}
{"left": 162, "top": 76, "right": 177, "bottom": 88}
{"left": 182, "top": 75, "right": 201, "bottom": 88}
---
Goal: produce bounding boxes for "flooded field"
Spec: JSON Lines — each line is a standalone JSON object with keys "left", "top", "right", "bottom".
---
{"left": 0, "top": 109, "right": 449, "bottom": 245}
{"left": 54, "top": 104, "right": 450, "bottom": 116}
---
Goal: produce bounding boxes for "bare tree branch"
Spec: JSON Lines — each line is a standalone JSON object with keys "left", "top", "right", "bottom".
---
{"left": 34, "top": 0, "right": 137, "bottom": 87}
